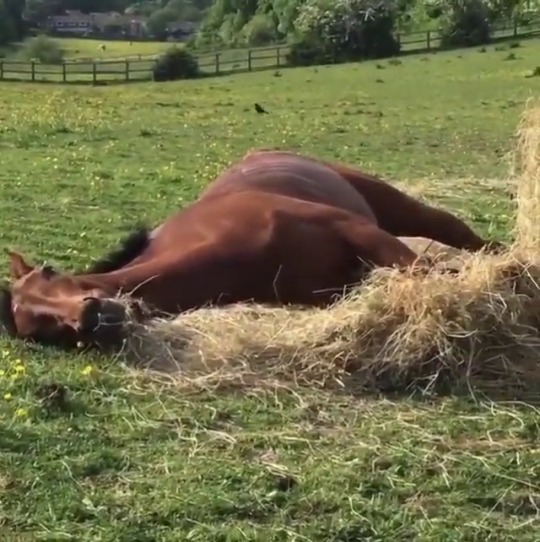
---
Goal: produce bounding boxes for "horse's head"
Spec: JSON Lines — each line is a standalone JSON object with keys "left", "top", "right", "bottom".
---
{"left": 0, "top": 251, "right": 132, "bottom": 349}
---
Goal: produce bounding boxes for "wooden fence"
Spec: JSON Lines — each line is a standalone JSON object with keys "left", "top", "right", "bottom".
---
{"left": 1, "top": 17, "right": 539, "bottom": 84}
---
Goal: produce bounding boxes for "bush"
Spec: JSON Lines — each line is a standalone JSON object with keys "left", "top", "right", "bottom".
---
{"left": 287, "top": 38, "right": 328, "bottom": 67}
{"left": 22, "top": 35, "right": 64, "bottom": 64}
{"left": 152, "top": 47, "right": 200, "bottom": 82}
{"left": 438, "top": 0, "right": 492, "bottom": 48}
{"left": 287, "top": 0, "right": 400, "bottom": 67}
{"left": 242, "top": 14, "right": 278, "bottom": 46}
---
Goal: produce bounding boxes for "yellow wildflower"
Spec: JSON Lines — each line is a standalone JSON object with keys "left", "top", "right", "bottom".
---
{"left": 4, "top": 393, "right": 12, "bottom": 400}
{"left": 0, "top": 370, "right": 5, "bottom": 377}
{"left": 15, "top": 408, "right": 28, "bottom": 418}
{"left": 81, "top": 365, "right": 93, "bottom": 376}
{"left": 13, "top": 364, "right": 25, "bottom": 374}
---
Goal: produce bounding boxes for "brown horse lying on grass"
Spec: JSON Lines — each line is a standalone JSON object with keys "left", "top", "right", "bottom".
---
{"left": 0, "top": 149, "right": 502, "bottom": 350}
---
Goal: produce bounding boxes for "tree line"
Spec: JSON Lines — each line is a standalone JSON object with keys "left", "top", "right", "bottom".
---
{"left": 193, "top": 0, "right": 533, "bottom": 50}
{"left": 0, "top": 0, "right": 213, "bottom": 46}
{"left": 0, "top": 0, "right": 26, "bottom": 45}
{"left": 22, "top": 0, "right": 211, "bottom": 23}
{"left": 154, "top": 0, "right": 539, "bottom": 83}
{"left": 1, "top": 0, "right": 537, "bottom": 62}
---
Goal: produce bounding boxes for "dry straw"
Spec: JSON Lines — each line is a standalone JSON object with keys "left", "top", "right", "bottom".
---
{"left": 124, "top": 100, "right": 540, "bottom": 398}
{"left": 512, "top": 97, "right": 540, "bottom": 252}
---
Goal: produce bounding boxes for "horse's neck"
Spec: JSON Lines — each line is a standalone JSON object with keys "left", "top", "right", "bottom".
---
{"left": 77, "top": 261, "right": 160, "bottom": 296}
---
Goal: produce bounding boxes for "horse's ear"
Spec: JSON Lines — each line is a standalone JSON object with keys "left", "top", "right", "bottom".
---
{"left": 6, "top": 251, "right": 34, "bottom": 280}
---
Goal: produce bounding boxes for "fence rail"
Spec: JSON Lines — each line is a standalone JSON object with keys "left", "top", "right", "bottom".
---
{"left": 1, "top": 17, "right": 539, "bottom": 84}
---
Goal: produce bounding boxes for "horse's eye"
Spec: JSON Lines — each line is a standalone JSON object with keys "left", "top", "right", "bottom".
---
{"left": 41, "top": 265, "right": 57, "bottom": 278}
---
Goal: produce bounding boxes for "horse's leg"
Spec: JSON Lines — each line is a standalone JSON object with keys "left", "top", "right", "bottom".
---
{"left": 389, "top": 199, "right": 503, "bottom": 253}
{"left": 332, "top": 217, "right": 430, "bottom": 270}
{"left": 329, "top": 164, "right": 503, "bottom": 252}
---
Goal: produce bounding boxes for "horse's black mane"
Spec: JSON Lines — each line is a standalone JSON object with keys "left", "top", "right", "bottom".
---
{"left": 84, "top": 225, "right": 151, "bottom": 275}
{"left": 0, "top": 286, "right": 17, "bottom": 337}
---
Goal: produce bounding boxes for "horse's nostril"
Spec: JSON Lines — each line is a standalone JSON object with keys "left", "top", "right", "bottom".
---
{"left": 80, "top": 298, "right": 126, "bottom": 333}
{"left": 101, "top": 310, "right": 125, "bottom": 325}
{"left": 100, "top": 300, "right": 127, "bottom": 326}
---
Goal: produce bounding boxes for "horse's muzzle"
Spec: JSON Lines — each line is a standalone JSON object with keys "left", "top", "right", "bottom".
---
{"left": 80, "top": 297, "right": 128, "bottom": 336}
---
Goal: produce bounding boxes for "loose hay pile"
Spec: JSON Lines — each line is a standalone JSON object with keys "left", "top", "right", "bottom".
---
{"left": 124, "top": 99, "right": 540, "bottom": 397}
{"left": 513, "top": 98, "right": 540, "bottom": 252}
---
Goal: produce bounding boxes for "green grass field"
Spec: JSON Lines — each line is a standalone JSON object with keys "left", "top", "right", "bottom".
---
{"left": 3, "top": 36, "right": 171, "bottom": 60}
{"left": 1, "top": 39, "right": 540, "bottom": 541}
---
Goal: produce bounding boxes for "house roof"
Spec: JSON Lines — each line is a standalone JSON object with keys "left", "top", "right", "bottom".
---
{"left": 47, "top": 10, "right": 147, "bottom": 26}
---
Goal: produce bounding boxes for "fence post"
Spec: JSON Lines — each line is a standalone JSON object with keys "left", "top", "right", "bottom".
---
{"left": 125, "top": 60, "right": 130, "bottom": 82}
{"left": 276, "top": 47, "right": 281, "bottom": 67}
{"left": 215, "top": 53, "right": 220, "bottom": 75}
{"left": 62, "top": 62, "right": 66, "bottom": 83}
{"left": 31, "top": 61, "right": 35, "bottom": 82}
{"left": 0, "top": 61, "right": 3, "bottom": 80}
{"left": 514, "top": 18, "right": 518, "bottom": 37}
{"left": 92, "top": 62, "right": 97, "bottom": 84}
{"left": 248, "top": 49, "right": 252, "bottom": 71}
{"left": 426, "top": 30, "right": 431, "bottom": 50}
{"left": 396, "top": 33, "right": 401, "bottom": 48}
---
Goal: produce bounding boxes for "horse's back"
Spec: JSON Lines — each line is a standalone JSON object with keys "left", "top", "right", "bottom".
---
{"left": 199, "top": 149, "right": 377, "bottom": 223}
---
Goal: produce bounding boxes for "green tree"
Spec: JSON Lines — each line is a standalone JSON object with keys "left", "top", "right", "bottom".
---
{"left": 271, "top": 0, "right": 306, "bottom": 36}
{"left": 195, "top": 0, "right": 302, "bottom": 47}
{"left": 4, "top": 0, "right": 26, "bottom": 38}
{"left": 0, "top": 0, "right": 17, "bottom": 45}
{"left": 242, "top": 13, "right": 278, "bottom": 45}
{"left": 288, "top": 0, "right": 400, "bottom": 66}
{"left": 63, "top": 0, "right": 131, "bottom": 12}
{"left": 24, "top": 0, "right": 63, "bottom": 25}
{"left": 146, "top": 7, "right": 178, "bottom": 38}
{"left": 167, "top": 0, "right": 204, "bottom": 21}
{"left": 125, "top": 1, "right": 159, "bottom": 16}
{"left": 438, "top": 0, "right": 493, "bottom": 48}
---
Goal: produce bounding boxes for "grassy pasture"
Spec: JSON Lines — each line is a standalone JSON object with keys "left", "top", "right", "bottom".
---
{"left": 0, "top": 40, "right": 540, "bottom": 540}
{"left": 0, "top": 46, "right": 285, "bottom": 84}
{"left": 2, "top": 36, "right": 171, "bottom": 61}
{"left": 0, "top": 18, "right": 537, "bottom": 84}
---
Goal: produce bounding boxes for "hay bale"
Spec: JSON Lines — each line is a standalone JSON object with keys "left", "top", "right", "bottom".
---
{"left": 123, "top": 100, "right": 540, "bottom": 398}
{"left": 513, "top": 97, "right": 540, "bottom": 252}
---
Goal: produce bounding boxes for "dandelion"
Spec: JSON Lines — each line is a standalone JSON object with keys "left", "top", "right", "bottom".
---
{"left": 15, "top": 408, "right": 28, "bottom": 418}
{"left": 0, "top": 370, "right": 5, "bottom": 377}
{"left": 4, "top": 393, "right": 12, "bottom": 400}
{"left": 13, "top": 363, "right": 25, "bottom": 374}
{"left": 81, "top": 365, "right": 93, "bottom": 376}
